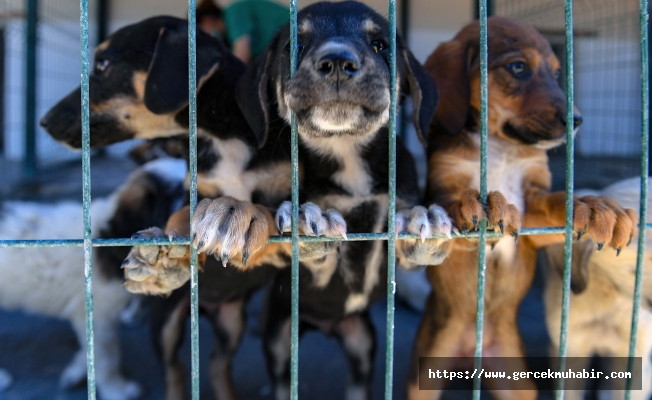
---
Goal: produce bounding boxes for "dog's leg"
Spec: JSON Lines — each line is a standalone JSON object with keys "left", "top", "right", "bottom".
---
{"left": 407, "top": 296, "right": 465, "bottom": 400}
{"left": 154, "top": 296, "right": 190, "bottom": 400}
{"left": 333, "top": 312, "right": 376, "bottom": 400}
{"left": 264, "top": 311, "right": 293, "bottom": 400}
{"left": 205, "top": 299, "right": 245, "bottom": 400}
{"left": 524, "top": 191, "right": 637, "bottom": 251}
{"left": 481, "top": 320, "right": 537, "bottom": 400}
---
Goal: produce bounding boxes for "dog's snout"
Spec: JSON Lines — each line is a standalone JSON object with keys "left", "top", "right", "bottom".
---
{"left": 315, "top": 50, "right": 360, "bottom": 79}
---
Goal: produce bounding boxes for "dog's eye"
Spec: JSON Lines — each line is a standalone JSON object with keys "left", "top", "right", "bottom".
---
{"left": 285, "top": 42, "right": 305, "bottom": 55}
{"left": 95, "top": 59, "right": 109, "bottom": 73}
{"left": 506, "top": 62, "right": 528, "bottom": 78}
{"left": 554, "top": 69, "right": 561, "bottom": 79}
{"left": 371, "top": 40, "right": 387, "bottom": 53}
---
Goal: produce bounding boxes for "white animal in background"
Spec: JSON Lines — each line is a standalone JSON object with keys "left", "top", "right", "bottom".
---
{"left": 0, "top": 158, "right": 186, "bottom": 400}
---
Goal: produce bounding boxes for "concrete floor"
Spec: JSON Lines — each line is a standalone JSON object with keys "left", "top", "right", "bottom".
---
{"left": 0, "top": 152, "right": 645, "bottom": 399}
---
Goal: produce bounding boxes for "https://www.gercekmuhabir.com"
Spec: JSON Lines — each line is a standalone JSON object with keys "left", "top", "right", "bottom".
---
{"left": 418, "top": 357, "right": 643, "bottom": 391}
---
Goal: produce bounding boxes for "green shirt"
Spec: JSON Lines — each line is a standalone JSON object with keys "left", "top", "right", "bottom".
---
{"left": 224, "top": 0, "right": 289, "bottom": 58}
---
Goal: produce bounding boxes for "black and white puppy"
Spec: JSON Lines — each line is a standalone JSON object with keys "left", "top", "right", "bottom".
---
{"left": 231, "top": 2, "right": 454, "bottom": 399}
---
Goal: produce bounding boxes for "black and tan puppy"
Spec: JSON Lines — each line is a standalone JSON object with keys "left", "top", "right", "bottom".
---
{"left": 408, "top": 17, "right": 638, "bottom": 400}
{"left": 120, "top": 2, "right": 455, "bottom": 399}
{"left": 40, "top": 16, "right": 314, "bottom": 400}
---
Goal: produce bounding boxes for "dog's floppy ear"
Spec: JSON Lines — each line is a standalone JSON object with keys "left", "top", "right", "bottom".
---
{"left": 544, "top": 240, "right": 596, "bottom": 295}
{"left": 145, "top": 27, "right": 221, "bottom": 115}
{"left": 399, "top": 37, "right": 439, "bottom": 147}
{"left": 424, "top": 39, "right": 474, "bottom": 137}
{"left": 234, "top": 35, "right": 279, "bottom": 148}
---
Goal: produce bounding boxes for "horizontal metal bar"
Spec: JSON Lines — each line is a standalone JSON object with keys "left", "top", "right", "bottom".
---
{"left": 3, "top": 224, "right": 651, "bottom": 248}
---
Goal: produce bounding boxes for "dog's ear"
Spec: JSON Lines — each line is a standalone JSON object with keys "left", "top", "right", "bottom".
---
{"left": 234, "top": 35, "right": 278, "bottom": 149}
{"left": 424, "top": 39, "right": 474, "bottom": 137}
{"left": 399, "top": 37, "right": 439, "bottom": 147}
{"left": 144, "top": 27, "right": 221, "bottom": 115}
{"left": 544, "top": 240, "right": 595, "bottom": 295}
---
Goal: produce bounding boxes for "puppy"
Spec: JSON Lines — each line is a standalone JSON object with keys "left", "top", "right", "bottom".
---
{"left": 40, "top": 16, "right": 302, "bottom": 400}
{"left": 544, "top": 177, "right": 651, "bottom": 400}
{"left": 123, "top": 2, "right": 455, "bottom": 398}
{"left": 408, "top": 17, "right": 637, "bottom": 400}
{"left": 0, "top": 158, "right": 185, "bottom": 400}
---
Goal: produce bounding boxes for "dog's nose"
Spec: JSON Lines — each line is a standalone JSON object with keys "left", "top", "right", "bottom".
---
{"left": 573, "top": 114, "right": 583, "bottom": 129}
{"left": 315, "top": 51, "right": 360, "bottom": 79}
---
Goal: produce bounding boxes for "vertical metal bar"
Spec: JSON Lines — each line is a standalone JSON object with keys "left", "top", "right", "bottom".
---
{"left": 289, "top": 0, "right": 300, "bottom": 399}
{"left": 625, "top": 0, "right": 649, "bottom": 397}
{"left": 187, "top": 1, "right": 200, "bottom": 399}
{"left": 79, "top": 0, "right": 96, "bottom": 397}
{"left": 385, "top": 1, "right": 398, "bottom": 399}
{"left": 472, "top": 0, "right": 488, "bottom": 397}
{"left": 474, "top": 0, "right": 493, "bottom": 19}
{"left": 24, "top": 0, "right": 38, "bottom": 179}
{"left": 555, "top": 0, "right": 575, "bottom": 398}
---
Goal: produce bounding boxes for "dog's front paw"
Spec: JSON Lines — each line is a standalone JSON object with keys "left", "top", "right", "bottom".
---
{"left": 448, "top": 189, "right": 485, "bottom": 233}
{"left": 276, "top": 201, "right": 347, "bottom": 261}
{"left": 192, "top": 196, "right": 271, "bottom": 267}
{"left": 574, "top": 196, "right": 637, "bottom": 252}
{"left": 485, "top": 191, "right": 521, "bottom": 239}
{"left": 123, "top": 227, "right": 191, "bottom": 295}
{"left": 396, "top": 204, "right": 454, "bottom": 266}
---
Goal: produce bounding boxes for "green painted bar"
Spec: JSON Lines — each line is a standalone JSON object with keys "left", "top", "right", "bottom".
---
{"left": 187, "top": 0, "right": 200, "bottom": 398}
{"left": 10, "top": 224, "right": 652, "bottom": 249}
{"left": 555, "top": 0, "right": 575, "bottom": 398}
{"left": 289, "top": 0, "right": 300, "bottom": 398}
{"left": 625, "top": 0, "right": 649, "bottom": 397}
{"left": 79, "top": 0, "right": 96, "bottom": 397}
{"left": 472, "top": 0, "right": 488, "bottom": 397}
{"left": 385, "top": 0, "right": 398, "bottom": 398}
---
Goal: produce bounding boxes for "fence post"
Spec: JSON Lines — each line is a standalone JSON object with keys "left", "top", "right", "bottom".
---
{"left": 24, "top": 0, "right": 38, "bottom": 179}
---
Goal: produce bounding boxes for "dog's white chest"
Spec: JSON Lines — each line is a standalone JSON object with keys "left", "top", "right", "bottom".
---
{"left": 201, "top": 136, "right": 254, "bottom": 200}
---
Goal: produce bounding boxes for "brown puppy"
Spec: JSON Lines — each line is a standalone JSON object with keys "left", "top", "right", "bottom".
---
{"left": 408, "top": 17, "right": 638, "bottom": 400}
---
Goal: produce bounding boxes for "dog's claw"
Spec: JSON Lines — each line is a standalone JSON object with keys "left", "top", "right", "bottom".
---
{"left": 576, "top": 231, "right": 584, "bottom": 241}
{"left": 627, "top": 237, "right": 633, "bottom": 247}
{"left": 242, "top": 251, "right": 249, "bottom": 267}
{"left": 498, "top": 220, "right": 505, "bottom": 234}
{"left": 311, "top": 221, "right": 319, "bottom": 236}
{"left": 221, "top": 252, "right": 229, "bottom": 267}
{"left": 513, "top": 231, "right": 519, "bottom": 242}
{"left": 131, "top": 232, "right": 141, "bottom": 240}
{"left": 616, "top": 247, "right": 622, "bottom": 257}
{"left": 277, "top": 216, "right": 284, "bottom": 235}
{"left": 420, "top": 224, "right": 427, "bottom": 243}
{"left": 491, "top": 242, "right": 497, "bottom": 250}
{"left": 121, "top": 259, "right": 129, "bottom": 269}
{"left": 472, "top": 215, "right": 478, "bottom": 230}
{"left": 597, "top": 242, "right": 604, "bottom": 251}
{"left": 462, "top": 224, "right": 469, "bottom": 234}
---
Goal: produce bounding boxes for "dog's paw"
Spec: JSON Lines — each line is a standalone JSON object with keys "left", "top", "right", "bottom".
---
{"left": 122, "top": 227, "right": 190, "bottom": 295}
{"left": 574, "top": 196, "right": 638, "bottom": 252}
{"left": 485, "top": 191, "right": 521, "bottom": 239}
{"left": 396, "top": 204, "right": 454, "bottom": 266}
{"left": 448, "top": 189, "right": 485, "bottom": 233}
{"left": 276, "top": 201, "right": 347, "bottom": 261}
{"left": 192, "top": 196, "right": 270, "bottom": 267}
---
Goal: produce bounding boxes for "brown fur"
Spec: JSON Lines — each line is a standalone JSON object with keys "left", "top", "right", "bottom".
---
{"left": 408, "top": 17, "right": 637, "bottom": 400}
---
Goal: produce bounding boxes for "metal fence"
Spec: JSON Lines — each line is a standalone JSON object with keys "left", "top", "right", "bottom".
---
{"left": 0, "top": 0, "right": 649, "bottom": 400}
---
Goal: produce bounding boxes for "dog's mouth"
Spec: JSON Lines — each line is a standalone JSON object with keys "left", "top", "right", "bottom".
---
{"left": 502, "top": 119, "right": 568, "bottom": 149}
{"left": 293, "top": 101, "right": 389, "bottom": 138}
